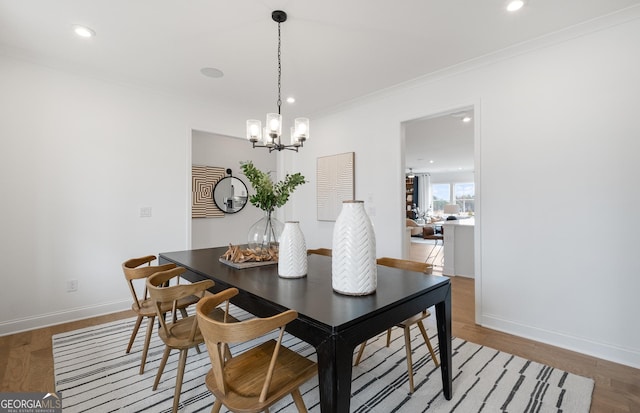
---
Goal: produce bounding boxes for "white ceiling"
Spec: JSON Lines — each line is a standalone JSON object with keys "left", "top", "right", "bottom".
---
{"left": 405, "top": 109, "right": 475, "bottom": 175}
{"left": 7, "top": 1, "right": 638, "bottom": 177}
{"left": 2, "top": 0, "right": 639, "bottom": 123}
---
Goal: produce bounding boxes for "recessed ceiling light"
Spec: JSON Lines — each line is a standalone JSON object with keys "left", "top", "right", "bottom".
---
{"left": 506, "top": 0, "right": 525, "bottom": 12}
{"left": 429, "top": 160, "right": 435, "bottom": 164}
{"left": 462, "top": 116, "right": 472, "bottom": 123}
{"left": 286, "top": 97, "right": 295, "bottom": 104}
{"left": 73, "top": 25, "right": 95, "bottom": 38}
{"left": 200, "top": 67, "right": 224, "bottom": 78}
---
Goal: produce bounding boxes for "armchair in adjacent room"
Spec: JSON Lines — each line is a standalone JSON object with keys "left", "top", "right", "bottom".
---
{"left": 406, "top": 218, "right": 423, "bottom": 237}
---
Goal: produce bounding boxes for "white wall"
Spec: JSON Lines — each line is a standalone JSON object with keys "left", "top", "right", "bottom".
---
{"left": 289, "top": 15, "right": 640, "bottom": 367}
{"left": 1, "top": 9, "right": 639, "bottom": 370}
{"left": 0, "top": 56, "right": 257, "bottom": 334}
{"left": 430, "top": 171, "right": 474, "bottom": 185}
{"left": 191, "top": 131, "right": 276, "bottom": 248}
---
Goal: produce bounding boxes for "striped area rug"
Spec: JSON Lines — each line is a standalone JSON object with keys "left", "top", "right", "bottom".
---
{"left": 53, "top": 305, "right": 594, "bottom": 412}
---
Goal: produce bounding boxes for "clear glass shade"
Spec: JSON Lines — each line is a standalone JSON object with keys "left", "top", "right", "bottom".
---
{"left": 246, "top": 119, "right": 262, "bottom": 142}
{"left": 294, "top": 118, "right": 309, "bottom": 142}
{"left": 265, "top": 113, "right": 282, "bottom": 137}
{"left": 246, "top": 115, "right": 310, "bottom": 148}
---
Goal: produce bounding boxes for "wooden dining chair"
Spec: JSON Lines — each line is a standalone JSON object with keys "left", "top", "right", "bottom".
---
{"left": 307, "top": 247, "right": 332, "bottom": 256}
{"left": 423, "top": 225, "right": 444, "bottom": 265}
{"left": 146, "top": 267, "right": 233, "bottom": 413}
{"left": 122, "top": 255, "right": 199, "bottom": 374}
{"left": 354, "top": 257, "right": 439, "bottom": 394}
{"left": 196, "top": 288, "right": 318, "bottom": 413}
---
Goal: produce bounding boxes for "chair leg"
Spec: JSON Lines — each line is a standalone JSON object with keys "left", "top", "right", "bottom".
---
{"left": 172, "top": 348, "right": 188, "bottom": 413}
{"left": 291, "top": 388, "right": 307, "bottom": 413}
{"left": 417, "top": 321, "right": 439, "bottom": 367}
{"left": 354, "top": 341, "right": 367, "bottom": 366}
{"left": 179, "top": 308, "right": 188, "bottom": 319}
{"left": 153, "top": 346, "right": 171, "bottom": 391}
{"left": 386, "top": 328, "right": 393, "bottom": 347}
{"left": 126, "top": 315, "right": 143, "bottom": 354}
{"left": 139, "top": 315, "right": 155, "bottom": 374}
{"left": 210, "top": 399, "right": 222, "bottom": 413}
{"left": 403, "top": 326, "right": 415, "bottom": 394}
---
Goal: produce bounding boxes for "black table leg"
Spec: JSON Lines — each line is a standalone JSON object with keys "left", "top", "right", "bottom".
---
{"left": 435, "top": 283, "right": 453, "bottom": 399}
{"left": 315, "top": 335, "right": 354, "bottom": 412}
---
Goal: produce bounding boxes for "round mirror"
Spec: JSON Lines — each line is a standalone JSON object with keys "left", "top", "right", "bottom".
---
{"left": 213, "top": 176, "right": 248, "bottom": 214}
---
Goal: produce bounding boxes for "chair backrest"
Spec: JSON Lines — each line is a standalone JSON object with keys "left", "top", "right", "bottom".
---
{"left": 122, "top": 255, "right": 177, "bottom": 311}
{"left": 377, "top": 257, "right": 433, "bottom": 275}
{"left": 307, "top": 248, "right": 332, "bottom": 257}
{"left": 147, "top": 267, "right": 214, "bottom": 343}
{"left": 196, "top": 288, "right": 298, "bottom": 403}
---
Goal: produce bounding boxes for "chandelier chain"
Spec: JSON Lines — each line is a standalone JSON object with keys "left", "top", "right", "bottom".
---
{"left": 277, "top": 21, "right": 282, "bottom": 115}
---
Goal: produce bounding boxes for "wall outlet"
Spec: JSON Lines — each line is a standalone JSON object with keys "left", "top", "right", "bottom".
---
{"left": 66, "top": 279, "right": 78, "bottom": 292}
{"left": 140, "top": 207, "right": 152, "bottom": 218}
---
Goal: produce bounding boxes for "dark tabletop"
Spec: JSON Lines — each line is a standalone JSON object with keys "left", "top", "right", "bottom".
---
{"left": 159, "top": 247, "right": 450, "bottom": 332}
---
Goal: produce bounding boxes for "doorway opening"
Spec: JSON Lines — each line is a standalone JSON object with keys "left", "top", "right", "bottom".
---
{"left": 402, "top": 106, "right": 477, "bottom": 281}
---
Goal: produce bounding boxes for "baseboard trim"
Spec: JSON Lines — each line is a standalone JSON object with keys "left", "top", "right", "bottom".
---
{"left": 480, "top": 314, "right": 640, "bottom": 370}
{"left": 0, "top": 299, "right": 131, "bottom": 336}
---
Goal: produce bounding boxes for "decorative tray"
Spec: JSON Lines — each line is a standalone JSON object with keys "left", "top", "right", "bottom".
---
{"left": 219, "top": 258, "right": 277, "bottom": 269}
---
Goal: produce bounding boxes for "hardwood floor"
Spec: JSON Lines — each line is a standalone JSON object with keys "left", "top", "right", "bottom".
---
{"left": 1, "top": 246, "right": 638, "bottom": 412}
{"left": 409, "top": 240, "right": 640, "bottom": 412}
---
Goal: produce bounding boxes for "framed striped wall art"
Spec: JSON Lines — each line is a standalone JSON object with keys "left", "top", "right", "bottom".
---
{"left": 316, "top": 152, "right": 355, "bottom": 221}
{"left": 192, "top": 165, "right": 226, "bottom": 218}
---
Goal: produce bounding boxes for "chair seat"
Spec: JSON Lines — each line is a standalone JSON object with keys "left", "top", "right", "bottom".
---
{"left": 159, "top": 308, "right": 236, "bottom": 349}
{"left": 205, "top": 339, "right": 317, "bottom": 412}
{"left": 397, "top": 310, "right": 431, "bottom": 328}
{"left": 423, "top": 234, "right": 443, "bottom": 241}
{"left": 133, "top": 294, "right": 200, "bottom": 317}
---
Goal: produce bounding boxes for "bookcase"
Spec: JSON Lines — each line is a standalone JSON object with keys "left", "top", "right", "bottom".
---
{"left": 406, "top": 177, "right": 414, "bottom": 218}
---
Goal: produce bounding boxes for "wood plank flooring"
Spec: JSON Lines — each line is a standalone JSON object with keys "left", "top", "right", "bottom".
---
{"left": 408, "top": 240, "right": 640, "bottom": 412}
{"left": 1, "top": 245, "right": 638, "bottom": 412}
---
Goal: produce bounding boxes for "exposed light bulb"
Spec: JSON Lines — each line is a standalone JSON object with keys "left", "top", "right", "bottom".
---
{"left": 269, "top": 118, "right": 279, "bottom": 132}
{"left": 506, "top": 0, "right": 524, "bottom": 12}
{"left": 73, "top": 25, "right": 95, "bottom": 38}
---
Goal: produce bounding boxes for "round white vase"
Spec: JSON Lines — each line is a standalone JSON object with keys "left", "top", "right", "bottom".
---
{"left": 278, "top": 221, "right": 308, "bottom": 278}
{"left": 332, "top": 201, "right": 377, "bottom": 295}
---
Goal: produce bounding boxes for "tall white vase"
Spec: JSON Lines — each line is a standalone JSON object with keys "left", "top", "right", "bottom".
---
{"left": 332, "top": 201, "right": 377, "bottom": 295}
{"left": 278, "top": 221, "right": 308, "bottom": 278}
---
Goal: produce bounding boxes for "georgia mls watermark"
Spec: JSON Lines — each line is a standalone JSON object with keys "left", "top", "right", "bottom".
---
{"left": 0, "top": 392, "right": 62, "bottom": 413}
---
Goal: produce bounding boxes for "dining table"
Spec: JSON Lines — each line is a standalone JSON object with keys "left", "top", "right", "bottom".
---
{"left": 159, "top": 246, "right": 452, "bottom": 413}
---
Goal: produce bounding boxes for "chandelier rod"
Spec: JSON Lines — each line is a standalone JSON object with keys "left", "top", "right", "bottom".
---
{"left": 277, "top": 18, "right": 282, "bottom": 116}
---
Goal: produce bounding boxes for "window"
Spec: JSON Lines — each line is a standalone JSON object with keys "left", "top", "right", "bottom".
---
{"left": 454, "top": 182, "right": 475, "bottom": 213}
{"left": 431, "top": 183, "right": 450, "bottom": 215}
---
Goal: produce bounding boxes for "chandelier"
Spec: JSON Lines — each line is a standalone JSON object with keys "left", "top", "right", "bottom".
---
{"left": 246, "top": 10, "right": 309, "bottom": 152}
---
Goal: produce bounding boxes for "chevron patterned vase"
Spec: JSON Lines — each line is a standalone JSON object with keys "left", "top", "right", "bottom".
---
{"left": 332, "top": 200, "right": 377, "bottom": 295}
{"left": 278, "top": 221, "right": 308, "bottom": 278}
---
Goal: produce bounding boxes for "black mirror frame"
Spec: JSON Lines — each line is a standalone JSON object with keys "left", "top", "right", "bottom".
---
{"left": 213, "top": 175, "right": 249, "bottom": 214}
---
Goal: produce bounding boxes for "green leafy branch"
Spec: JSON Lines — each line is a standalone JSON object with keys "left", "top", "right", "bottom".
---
{"left": 240, "top": 161, "right": 307, "bottom": 212}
